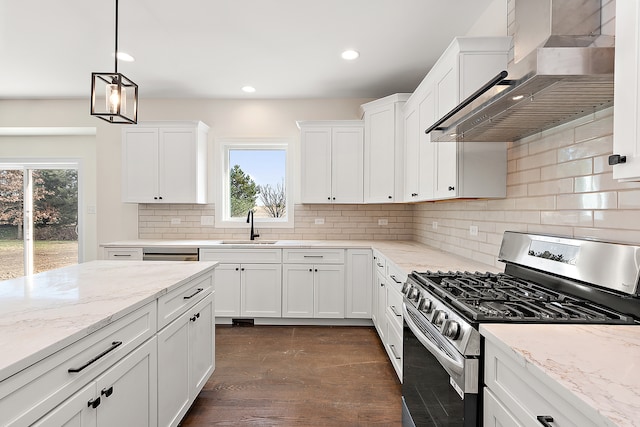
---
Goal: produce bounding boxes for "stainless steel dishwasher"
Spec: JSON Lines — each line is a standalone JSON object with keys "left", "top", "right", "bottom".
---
{"left": 142, "top": 247, "right": 199, "bottom": 261}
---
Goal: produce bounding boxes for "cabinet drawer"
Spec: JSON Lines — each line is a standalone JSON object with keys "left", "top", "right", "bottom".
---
{"left": 386, "top": 284, "right": 403, "bottom": 331}
{"left": 485, "top": 340, "right": 599, "bottom": 427}
{"left": 373, "top": 251, "right": 386, "bottom": 275}
{"left": 200, "top": 248, "right": 282, "bottom": 264}
{"left": 282, "top": 249, "right": 344, "bottom": 264}
{"left": 104, "top": 247, "right": 143, "bottom": 261}
{"left": 0, "top": 303, "right": 156, "bottom": 426}
{"left": 386, "top": 317, "right": 403, "bottom": 381}
{"left": 157, "top": 272, "right": 213, "bottom": 330}
{"left": 386, "top": 260, "right": 407, "bottom": 293}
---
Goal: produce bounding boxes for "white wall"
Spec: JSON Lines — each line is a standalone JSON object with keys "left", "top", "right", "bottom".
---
{"left": 465, "top": 0, "right": 507, "bottom": 37}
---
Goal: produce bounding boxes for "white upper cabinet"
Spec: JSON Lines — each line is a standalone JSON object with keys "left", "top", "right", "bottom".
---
{"left": 612, "top": 0, "right": 640, "bottom": 181}
{"left": 404, "top": 37, "right": 510, "bottom": 201}
{"left": 299, "top": 121, "right": 364, "bottom": 204}
{"left": 361, "top": 94, "right": 411, "bottom": 203}
{"left": 122, "top": 121, "right": 209, "bottom": 203}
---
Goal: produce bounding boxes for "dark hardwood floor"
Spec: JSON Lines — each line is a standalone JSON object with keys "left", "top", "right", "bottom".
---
{"left": 180, "top": 325, "right": 402, "bottom": 426}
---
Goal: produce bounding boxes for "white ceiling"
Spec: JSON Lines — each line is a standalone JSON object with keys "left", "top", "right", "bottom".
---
{"left": 0, "top": 0, "right": 496, "bottom": 100}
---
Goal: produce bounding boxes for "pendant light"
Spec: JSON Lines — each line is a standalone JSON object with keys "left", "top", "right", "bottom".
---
{"left": 90, "top": 0, "right": 138, "bottom": 124}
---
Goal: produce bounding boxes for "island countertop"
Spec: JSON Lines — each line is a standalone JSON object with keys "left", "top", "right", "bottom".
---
{"left": 0, "top": 260, "right": 217, "bottom": 381}
{"left": 481, "top": 324, "right": 640, "bottom": 427}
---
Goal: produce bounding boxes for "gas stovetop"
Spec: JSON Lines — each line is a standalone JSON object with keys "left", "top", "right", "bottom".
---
{"left": 411, "top": 271, "right": 636, "bottom": 324}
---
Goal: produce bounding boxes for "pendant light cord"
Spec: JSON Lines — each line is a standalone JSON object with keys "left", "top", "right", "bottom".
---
{"left": 114, "top": 0, "right": 119, "bottom": 73}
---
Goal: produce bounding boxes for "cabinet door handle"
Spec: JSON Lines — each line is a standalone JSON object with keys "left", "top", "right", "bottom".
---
{"left": 376, "top": 262, "right": 384, "bottom": 267}
{"left": 68, "top": 341, "right": 123, "bottom": 373}
{"left": 88, "top": 397, "right": 101, "bottom": 409}
{"left": 158, "top": 196, "right": 163, "bottom": 200}
{"left": 536, "top": 416, "right": 554, "bottom": 427}
{"left": 153, "top": 197, "right": 158, "bottom": 200}
{"left": 448, "top": 186, "right": 455, "bottom": 191}
{"left": 389, "top": 344, "right": 401, "bottom": 360}
{"left": 389, "top": 275, "right": 402, "bottom": 284}
{"left": 183, "top": 288, "right": 204, "bottom": 300}
{"left": 388, "top": 195, "right": 392, "bottom": 199}
{"left": 390, "top": 305, "right": 401, "bottom": 317}
{"left": 608, "top": 154, "right": 627, "bottom": 165}
{"left": 411, "top": 193, "right": 418, "bottom": 197}
{"left": 101, "top": 386, "right": 114, "bottom": 397}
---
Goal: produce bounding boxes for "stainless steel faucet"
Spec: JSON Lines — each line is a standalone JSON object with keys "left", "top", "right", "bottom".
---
{"left": 246, "top": 210, "right": 260, "bottom": 240}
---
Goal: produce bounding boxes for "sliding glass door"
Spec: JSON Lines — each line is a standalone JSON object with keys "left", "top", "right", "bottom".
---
{"left": 0, "top": 165, "right": 78, "bottom": 279}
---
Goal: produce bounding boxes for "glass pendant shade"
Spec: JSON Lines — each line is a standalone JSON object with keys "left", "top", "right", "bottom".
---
{"left": 91, "top": 73, "right": 138, "bottom": 124}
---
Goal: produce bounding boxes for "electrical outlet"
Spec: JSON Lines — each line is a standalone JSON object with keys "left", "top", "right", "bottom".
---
{"left": 470, "top": 225, "right": 478, "bottom": 236}
{"left": 201, "top": 215, "right": 214, "bottom": 226}
{"left": 315, "top": 218, "right": 325, "bottom": 225}
{"left": 432, "top": 221, "right": 438, "bottom": 230}
{"left": 378, "top": 218, "right": 388, "bottom": 226}
{"left": 171, "top": 218, "right": 181, "bottom": 225}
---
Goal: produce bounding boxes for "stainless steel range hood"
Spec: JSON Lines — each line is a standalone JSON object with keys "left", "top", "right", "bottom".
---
{"left": 427, "top": 0, "right": 615, "bottom": 143}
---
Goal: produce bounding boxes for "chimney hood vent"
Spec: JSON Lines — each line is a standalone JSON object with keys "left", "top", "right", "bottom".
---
{"left": 427, "top": 0, "right": 614, "bottom": 143}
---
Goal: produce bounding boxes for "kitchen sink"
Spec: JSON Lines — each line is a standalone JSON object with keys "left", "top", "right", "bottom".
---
{"left": 219, "top": 240, "right": 278, "bottom": 245}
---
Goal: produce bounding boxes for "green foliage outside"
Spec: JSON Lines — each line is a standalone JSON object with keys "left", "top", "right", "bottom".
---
{"left": 229, "top": 165, "right": 258, "bottom": 217}
{"left": 0, "top": 169, "right": 78, "bottom": 240}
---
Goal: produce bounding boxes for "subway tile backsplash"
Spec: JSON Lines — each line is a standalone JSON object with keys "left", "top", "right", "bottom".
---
{"left": 413, "top": 107, "right": 640, "bottom": 268}
{"left": 139, "top": 107, "right": 640, "bottom": 270}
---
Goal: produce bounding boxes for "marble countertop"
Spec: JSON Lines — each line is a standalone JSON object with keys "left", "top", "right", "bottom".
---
{"left": 481, "top": 324, "right": 640, "bottom": 427}
{"left": 101, "top": 239, "right": 502, "bottom": 275}
{"left": 0, "top": 260, "right": 217, "bottom": 381}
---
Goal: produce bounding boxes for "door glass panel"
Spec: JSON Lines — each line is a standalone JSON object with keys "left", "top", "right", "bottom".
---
{"left": 32, "top": 170, "right": 78, "bottom": 274}
{"left": 0, "top": 169, "right": 25, "bottom": 280}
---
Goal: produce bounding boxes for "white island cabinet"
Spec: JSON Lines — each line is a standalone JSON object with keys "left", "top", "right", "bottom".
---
{"left": 0, "top": 261, "right": 216, "bottom": 427}
{"left": 122, "top": 121, "right": 209, "bottom": 203}
{"left": 481, "top": 324, "right": 640, "bottom": 427}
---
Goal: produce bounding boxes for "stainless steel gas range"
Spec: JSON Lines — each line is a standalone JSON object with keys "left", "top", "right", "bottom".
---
{"left": 401, "top": 232, "right": 640, "bottom": 427}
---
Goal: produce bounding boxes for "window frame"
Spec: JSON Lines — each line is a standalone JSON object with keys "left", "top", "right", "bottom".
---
{"left": 215, "top": 138, "right": 294, "bottom": 229}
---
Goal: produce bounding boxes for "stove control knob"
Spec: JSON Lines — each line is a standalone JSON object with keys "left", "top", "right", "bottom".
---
{"left": 418, "top": 297, "right": 433, "bottom": 313}
{"left": 408, "top": 287, "right": 420, "bottom": 301}
{"left": 433, "top": 310, "right": 448, "bottom": 326}
{"left": 401, "top": 282, "right": 411, "bottom": 295}
{"left": 442, "top": 320, "right": 461, "bottom": 340}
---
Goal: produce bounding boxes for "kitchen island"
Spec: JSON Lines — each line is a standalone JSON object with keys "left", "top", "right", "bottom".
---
{"left": 0, "top": 260, "right": 217, "bottom": 426}
{"left": 481, "top": 324, "right": 640, "bottom": 427}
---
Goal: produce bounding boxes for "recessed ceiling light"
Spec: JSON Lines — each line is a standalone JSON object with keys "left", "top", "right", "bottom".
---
{"left": 112, "top": 52, "right": 135, "bottom": 62}
{"left": 242, "top": 86, "right": 256, "bottom": 93}
{"left": 511, "top": 95, "right": 525, "bottom": 101}
{"left": 341, "top": 50, "right": 360, "bottom": 60}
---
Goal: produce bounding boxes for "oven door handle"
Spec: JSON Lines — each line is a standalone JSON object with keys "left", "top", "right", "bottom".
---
{"left": 402, "top": 303, "right": 464, "bottom": 376}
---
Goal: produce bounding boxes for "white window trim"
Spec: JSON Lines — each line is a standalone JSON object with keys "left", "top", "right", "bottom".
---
{"left": 215, "top": 138, "right": 294, "bottom": 229}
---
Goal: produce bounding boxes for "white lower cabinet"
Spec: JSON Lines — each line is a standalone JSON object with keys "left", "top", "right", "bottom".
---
{"left": 345, "top": 249, "right": 373, "bottom": 318}
{"left": 200, "top": 249, "right": 282, "bottom": 318}
{"left": 484, "top": 338, "right": 599, "bottom": 427}
{"left": 34, "top": 337, "right": 158, "bottom": 427}
{"left": 158, "top": 292, "right": 214, "bottom": 427}
{"left": 282, "top": 264, "right": 345, "bottom": 318}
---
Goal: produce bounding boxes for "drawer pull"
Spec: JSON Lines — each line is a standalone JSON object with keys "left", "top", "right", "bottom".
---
{"left": 183, "top": 288, "right": 204, "bottom": 300}
{"left": 303, "top": 255, "right": 324, "bottom": 258}
{"left": 537, "top": 416, "right": 554, "bottom": 427}
{"left": 101, "top": 386, "right": 114, "bottom": 397}
{"left": 376, "top": 262, "right": 384, "bottom": 268}
{"left": 88, "top": 397, "right": 101, "bottom": 409}
{"left": 389, "top": 344, "right": 401, "bottom": 360}
{"left": 389, "top": 275, "right": 402, "bottom": 284}
{"left": 68, "top": 341, "right": 123, "bottom": 373}
{"left": 190, "top": 312, "right": 201, "bottom": 322}
{"left": 390, "top": 305, "right": 401, "bottom": 317}
{"left": 113, "top": 254, "right": 131, "bottom": 257}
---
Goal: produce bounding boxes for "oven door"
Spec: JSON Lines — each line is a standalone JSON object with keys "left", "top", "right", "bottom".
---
{"left": 402, "top": 302, "right": 478, "bottom": 427}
